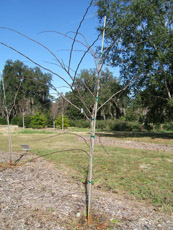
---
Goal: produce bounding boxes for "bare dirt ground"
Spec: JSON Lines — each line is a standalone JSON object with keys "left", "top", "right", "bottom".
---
{"left": 0, "top": 151, "right": 173, "bottom": 230}
{"left": 78, "top": 135, "right": 173, "bottom": 153}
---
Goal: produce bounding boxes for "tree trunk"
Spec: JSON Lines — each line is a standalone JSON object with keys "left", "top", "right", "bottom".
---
{"left": 22, "top": 111, "right": 25, "bottom": 129}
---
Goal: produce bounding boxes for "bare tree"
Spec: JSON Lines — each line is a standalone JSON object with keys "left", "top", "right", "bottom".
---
{"left": 50, "top": 101, "right": 60, "bottom": 129}
{"left": 0, "top": 0, "right": 139, "bottom": 223}
{"left": 0, "top": 70, "right": 22, "bottom": 164}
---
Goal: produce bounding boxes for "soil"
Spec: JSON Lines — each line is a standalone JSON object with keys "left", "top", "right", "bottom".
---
{"left": 0, "top": 151, "right": 173, "bottom": 230}
{"left": 77, "top": 135, "right": 173, "bottom": 153}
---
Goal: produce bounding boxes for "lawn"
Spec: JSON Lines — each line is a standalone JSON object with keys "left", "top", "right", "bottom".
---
{"left": 0, "top": 126, "right": 173, "bottom": 213}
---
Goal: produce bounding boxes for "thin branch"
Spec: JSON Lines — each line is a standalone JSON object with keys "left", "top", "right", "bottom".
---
{"left": 68, "top": 0, "right": 94, "bottom": 72}
{"left": 0, "top": 41, "right": 72, "bottom": 88}
{"left": 97, "top": 132, "right": 110, "bottom": 155}
{"left": 16, "top": 74, "right": 90, "bottom": 121}
{"left": 40, "top": 30, "right": 93, "bottom": 56}
{"left": 56, "top": 48, "right": 86, "bottom": 53}
{"left": 8, "top": 80, "right": 22, "bottom": 116}
{"left": 152, "top": 43, "right": 172, "bottom": 100}
{"left": 73, "top": 32, "right": 101, "bottom": 83}
{"left": 43, "top": 60, "right": 75, "bottom": 73}
{"left": 0, "top": 27, "right": 73, "bottom": 81}
{"left": 52, "top": 88, "right": 90, "bottom": 121}
{"left": 98, "top": 75, "right": 139, "bottom": 111}
{"left": 66, "top": 31, "right": 98, "bottom": 61}
{"left": 28, "top": 131, "right": 90, "bottom": 149}
{"left": 29, "top": 149, "right": 89, "bottom": 162}
{"left": 41, "top": 30, "right": 99, "bottom": 73}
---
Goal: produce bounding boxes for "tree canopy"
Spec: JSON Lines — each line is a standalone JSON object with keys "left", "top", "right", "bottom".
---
{"left": 65, "top": 68, "right": 128, "bottom": 120}
{"left": 0, "top": 60, "right": 52, "bottom": 119}
{"left": 96, "top": 0, "right": 173, "bottom": 122}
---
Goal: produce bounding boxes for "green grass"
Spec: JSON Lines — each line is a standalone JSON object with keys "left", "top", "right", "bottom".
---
{"left": 68, "top": 127, "right": 91, "bottom": 132}
{"left": 0, "top": 128, "right": 172, "bottom": 213}
{"left": 97, "top": 131, "right": 173, "bottom": 145}
{"left": 19, "top": 129, "right": 55, "bottom": 134}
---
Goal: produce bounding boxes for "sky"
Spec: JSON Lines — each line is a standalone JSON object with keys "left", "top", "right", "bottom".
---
{"left": 0, "top": 0, "right": 118, "bottom": 95}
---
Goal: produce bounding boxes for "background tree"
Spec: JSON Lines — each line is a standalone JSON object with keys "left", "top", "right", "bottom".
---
{"left": 1, "top": 60, "right": 26, "bottom": 119}
{"left": 50, "top": 100, "right": 60, "bottom": 129}
{"left": 65, "top": 68, "right": 128, "bottom": 121}
{"left": 1, "top": 60, "right": 52, "bottom": 120}
{"left": 96, "top": 0, "right": 173, "bottom": 123}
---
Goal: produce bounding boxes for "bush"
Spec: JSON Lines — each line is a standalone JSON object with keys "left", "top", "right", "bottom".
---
{"left": 69, "top": 119, "right": 90, "bottom": 128}
{"left": 55, "top": 115, "right": 70, "bottom": 129}
{"left": 125, "top": 108, "right": 137, "bottom": 121}
{"left": 11, "top": 115, "right": 33, "bottom": 128}
{"left": 130, "top": 122, "right": 142, "bottom": 131}
{"left": 97, "top": 120, "right": 114, "bottom": 130}
{"left": 0, "top": 117, "right": 7, "bottom": 125}
{"left": 143, "top": 122, "right": 153, "bottom": 131}
{"left": 11, "top": 116, "right": 23, "bottom": 127}
{"left": 111, "top": 120, "right": 131, "bottom": 131}
{"left": 110, "top": 120, "right": 141, "bottom": 131}
{"left": 163, "top": 122, "right": 173, "bottom": 131}
{"left": 24, "top": 115, "right": 32, "bottom": 128}
{"left": 30, "top": 112, "right": 48, "bottom": 129}
{"left": 153, "top": 123, "right": 161, "bottom": 131}
{"left": 69, "top": 119, "right": 142, "bottom": 131}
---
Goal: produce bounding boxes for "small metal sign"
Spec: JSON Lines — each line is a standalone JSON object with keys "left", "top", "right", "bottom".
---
{"left": 21, "top": 144, "right": 30, "bottom": 151}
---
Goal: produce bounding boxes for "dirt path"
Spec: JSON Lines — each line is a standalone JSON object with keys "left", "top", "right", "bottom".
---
{"left": 77, "top": 136, "right": 173, "bottom": 153}
{"left": 0, "top": 151, "right": 172, "bottom": 230}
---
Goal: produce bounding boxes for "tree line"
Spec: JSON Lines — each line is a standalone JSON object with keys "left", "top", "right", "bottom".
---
{"left": 0, "top": 0, "right": 172, "bottom": 130}
{"left": 0, "top": 59, "right": 172, "bottom": 130}
{"left": 95, "top": 0, "right": 173, "bottom": 124}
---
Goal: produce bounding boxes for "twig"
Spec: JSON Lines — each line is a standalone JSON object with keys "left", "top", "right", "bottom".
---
{"left": 29, "top": 148, "right": 89, "bottom": 162}
{"left": 68, "top": 0, "right": 94, "bottom": 72}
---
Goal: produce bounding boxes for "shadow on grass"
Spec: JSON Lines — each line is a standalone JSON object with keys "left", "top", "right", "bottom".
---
{"left": 96, "top": 131, "right": 173, "bottom": 139}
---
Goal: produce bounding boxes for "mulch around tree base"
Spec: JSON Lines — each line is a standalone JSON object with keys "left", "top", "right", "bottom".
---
{"left": 0, "top": 151, "right": 172, "bottom": 230}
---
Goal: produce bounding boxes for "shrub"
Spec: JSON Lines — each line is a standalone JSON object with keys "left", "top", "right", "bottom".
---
{"left": 24, "top": 115, "right": 32, "bottom": 128}
{"left": 30, "top": 112, "right": 48, "bottom": 129}
{"left": 45, "top": 114, "right": 53, "bottom": 128}
{"left": 163, "top": 122, "right": 173, "bottom": 131}
{"left": 153, "top": 123, "right": 161, "bottom": 131}
{"left": 11, "top": 115, "right": 33, "bottom": 128}
{"left": 11, "top": 116, "right": 23, "bottom": 126}
{"left": 143, "top": 122, "right": 153, "bottom": 131}
{"left": 55, "top": 115, "right": 70, "bottom": 129}
{"left": 130, "top": 122, "right": 142, "bottom": 131}
{"left": 69, "top": 119, "right": 142, "bottom": 131}
{"left": 110, "top": 120, "right": 141, "bottom": 131}
{"left": 78, "top": 120, "right": 90, "bottom": 128}
{"left": 0, "top": 117, "right": 7, "bottom": 125}
{"left": 97, "top": 119, "right": 114, "bottom": 130}
{"left": 111, "top": 120, "right": 131, "bottom": 131}
{"left": 125, "top": 108, "right": 137, "bottom": 121}
{"left": 69, "top": 119, "right": 90, "bottom": 128}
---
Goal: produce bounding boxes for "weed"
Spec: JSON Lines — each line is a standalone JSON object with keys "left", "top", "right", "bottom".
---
{"left": 110, "top": 218, "right": 118, "bottom": 224}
